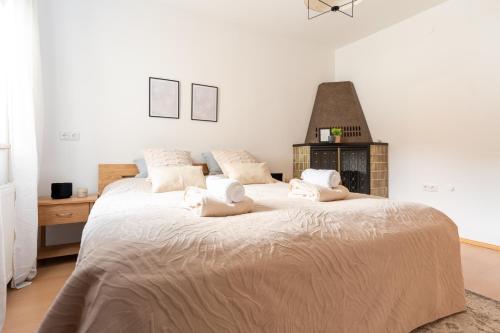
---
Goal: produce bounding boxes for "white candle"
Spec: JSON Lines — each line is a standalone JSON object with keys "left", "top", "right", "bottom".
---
{"left": 76, "top": 187, "right": 88, "bottom": 198}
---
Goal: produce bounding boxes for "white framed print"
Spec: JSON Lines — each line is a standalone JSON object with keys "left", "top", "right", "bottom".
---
{"left": 191, "top": 83, "right": 218, "bottom": 122}
{"left": 149, "top": 77, "right": 180, "bottom": 119}
{"left": 319, "top": 128, "right": 331, "bottom": 143}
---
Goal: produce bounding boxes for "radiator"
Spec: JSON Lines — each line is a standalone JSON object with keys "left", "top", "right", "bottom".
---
{"left": 0, "top": 183, "right": 15, "bottom": 282}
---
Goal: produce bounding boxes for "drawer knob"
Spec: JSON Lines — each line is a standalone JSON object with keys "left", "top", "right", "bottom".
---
{"left": 56, "top": 212, "right": 73, "bottom": 218}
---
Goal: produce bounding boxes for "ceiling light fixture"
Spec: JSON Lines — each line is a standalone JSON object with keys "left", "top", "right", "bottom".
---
{"left": 305, "top": 0, "right": 363, "bottom": 20}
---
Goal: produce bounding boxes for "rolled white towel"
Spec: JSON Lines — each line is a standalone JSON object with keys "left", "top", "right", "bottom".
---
{"left": 289, "top": 179, "right": 349, "bottom": 202}
{"left": 206, "top": 175, "right": 245, "bottom": 203}
{"left": 301, "top": 169, "right": 341, "bottom": 188}
{"left": 184, "top": 187, "right": 253, "bottom": 217}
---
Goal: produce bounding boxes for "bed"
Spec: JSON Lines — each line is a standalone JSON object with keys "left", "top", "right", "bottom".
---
{"left": 38, "top": 164, "right": 465, "bottom": 333}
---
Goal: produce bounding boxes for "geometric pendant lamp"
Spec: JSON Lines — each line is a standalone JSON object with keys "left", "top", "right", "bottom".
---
{"left": 305, "top": 0, "right": 363, "bottom": 19}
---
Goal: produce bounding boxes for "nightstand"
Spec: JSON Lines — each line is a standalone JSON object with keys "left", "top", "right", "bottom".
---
{"left": 38, "top": 194, "right": 97, "bottom": 260}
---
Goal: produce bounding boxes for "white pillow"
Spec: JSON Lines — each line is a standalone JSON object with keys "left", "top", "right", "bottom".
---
{"left": 149, "top": 165, "right": 206, "bottom": 193}
{"left": 211, "top": 150, "right": 258, "bottom": 176}
{"left": 143, "top": 149, "right": 192, "bottom": 178}
{"left": 223, "top": 162, "right": 274, "bottom": 185}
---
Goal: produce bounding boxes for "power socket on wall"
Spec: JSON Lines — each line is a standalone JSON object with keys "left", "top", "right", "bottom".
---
{"left": 423, "top": 184, "right": 456, "bottom": 192}
{"left": 423, "top": 184, "right": 439, "bottom": 192}
{"left": 59, "top": 131, "right": 80, "bottom": 141}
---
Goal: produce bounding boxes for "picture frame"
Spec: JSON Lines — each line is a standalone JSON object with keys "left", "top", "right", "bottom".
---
{"left": 191, "top": 83, "right": 218, "bottom": 122}
{"left": 319, "top": 128, "right": 331, "bottom": 143}
{"left": 149, "top": 77, "right": 180, "bottom": 119}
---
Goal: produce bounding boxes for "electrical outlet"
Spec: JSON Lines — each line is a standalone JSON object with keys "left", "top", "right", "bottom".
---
{"left": 423, "top": 184, "right": 439, "bottom": 192}
{"left": 59, "top": 132, "right": 70, "bottom": 141}
{"left": 70, "top": 132, "right": 80, "bottom": 141}
{"left": 59, "top": 131, "right": 80, "bottom": 141}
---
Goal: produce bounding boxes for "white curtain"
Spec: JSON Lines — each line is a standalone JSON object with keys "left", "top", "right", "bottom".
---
{"left": 0, "top": 198, "right": 5, "bottom": 330}
{"left": 0, "top": 0, "right": 40, "bottom": 297}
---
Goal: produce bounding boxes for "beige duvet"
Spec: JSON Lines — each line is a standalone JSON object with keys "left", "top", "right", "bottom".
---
{"left": 38, "top": 179, "right": 465, "bottom": 333}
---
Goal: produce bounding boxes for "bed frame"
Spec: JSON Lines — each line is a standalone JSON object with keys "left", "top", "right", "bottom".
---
{"left": 98, "top": 163, "right": 209, "bottom": 194}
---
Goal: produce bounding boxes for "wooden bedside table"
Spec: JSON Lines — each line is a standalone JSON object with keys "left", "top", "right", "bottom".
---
{"left": 38, "top": 194, "right": 97, "bottom": 260}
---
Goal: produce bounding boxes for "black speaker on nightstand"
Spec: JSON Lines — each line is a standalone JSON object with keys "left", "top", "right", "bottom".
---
{"left": 51, "top": 183, "right": 72, "bottom": 199}
{"left": 271, "top": 173, "right": 283, "bottom": 182}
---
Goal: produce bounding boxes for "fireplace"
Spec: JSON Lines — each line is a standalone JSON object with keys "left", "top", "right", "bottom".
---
{"left": 293, "top": 82, "right": 388, "bottom": 197}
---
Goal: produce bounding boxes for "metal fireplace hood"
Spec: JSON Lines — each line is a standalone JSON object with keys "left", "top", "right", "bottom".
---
{"left": 305, "top": 82, "right": 373, "bottom": 143}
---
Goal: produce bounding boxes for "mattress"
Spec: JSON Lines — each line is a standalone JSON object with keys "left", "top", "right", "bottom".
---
{"left": 38, "top": 179, "right": 465, "bottom": 333}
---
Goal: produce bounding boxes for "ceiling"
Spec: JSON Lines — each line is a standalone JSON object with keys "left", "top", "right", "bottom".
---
{"left": 161, "top": 0, "right": 449, "bottom": 48}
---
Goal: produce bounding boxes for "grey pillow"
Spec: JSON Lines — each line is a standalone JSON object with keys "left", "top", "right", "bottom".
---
{"left": 134, "top": 158, "right": 148, "bottom": 178}
{"left": 202, "top": 152, "right": 223, "bottom": 175}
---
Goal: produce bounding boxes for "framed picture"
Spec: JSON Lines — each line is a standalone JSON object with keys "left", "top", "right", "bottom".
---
{"left": 191, "top": 83, "right": 218, "bottom": 122}
{"left": 319, "top": 128, "right": 331, "bottom": 143}
{"left": 149, "top": 77, "right": 180, "bottom": 119}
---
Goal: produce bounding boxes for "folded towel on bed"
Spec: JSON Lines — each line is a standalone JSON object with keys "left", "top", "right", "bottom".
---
{"left": 184, "top": 187, "right": 254, "bottom": 217}
{"left": 289, "top": 179, "right": 349, "bottom": 202}
{"left": 301, "top": 169, "right": 341, "bottom": 188}
{"left": 206, "top": 175, "right": 245, "bottom": 203}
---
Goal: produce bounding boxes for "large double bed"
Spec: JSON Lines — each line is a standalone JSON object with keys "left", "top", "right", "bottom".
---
{"left": 38, "top": 165, "right": 465, "bottom": 333}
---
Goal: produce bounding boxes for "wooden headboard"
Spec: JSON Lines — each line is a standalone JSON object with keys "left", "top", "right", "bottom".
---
{"left": 98, "top": 163, "right": 209, "bottom": 194}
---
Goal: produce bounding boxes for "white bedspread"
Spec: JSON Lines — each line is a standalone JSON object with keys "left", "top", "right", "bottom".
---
{"left": 38, "top": 179, "right": 465, "bottom": 333}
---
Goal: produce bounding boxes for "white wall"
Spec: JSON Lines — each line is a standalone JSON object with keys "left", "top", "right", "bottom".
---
{"left": 335, "top": 0, "right": 500, "bottom": 245}
{"left": 38, "top": 0, "right": 333, "bottom": 244}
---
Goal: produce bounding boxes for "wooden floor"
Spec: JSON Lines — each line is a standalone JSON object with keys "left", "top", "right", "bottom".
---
{"left": 460, "top": 243, "right": 500, "bottom": 300}
{"left": 3, "top": 244, "right": 500, "bottom": 333}
{"left": 4, "top": 257, "right": 76, "bottom": 333}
